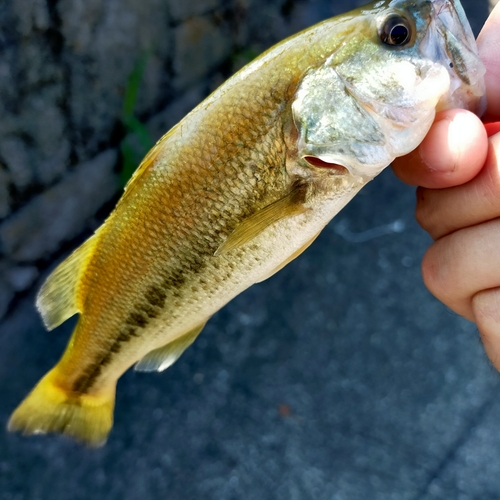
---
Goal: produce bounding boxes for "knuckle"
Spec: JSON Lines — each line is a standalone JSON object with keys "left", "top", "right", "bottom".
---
{"left": 473, "top": 288, "right": 500, "bottom": 325}
{"left": 420, "top": 245, "right": 443, "bottom": 298}
{"left": 482, "top": 159, "right": 500, "bottom": 210}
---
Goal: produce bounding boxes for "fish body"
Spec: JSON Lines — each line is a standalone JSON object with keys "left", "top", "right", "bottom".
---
{"left": 9, "top": 0, "right": 485, "bottom": 445}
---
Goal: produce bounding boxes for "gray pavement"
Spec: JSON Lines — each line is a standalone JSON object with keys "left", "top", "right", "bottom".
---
{"left": 1, "top": 1, "right": 499, "bottom": 499}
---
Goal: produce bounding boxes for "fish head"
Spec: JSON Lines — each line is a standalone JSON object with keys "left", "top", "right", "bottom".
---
{"left": 292, "top": 0, "right": 486, "bottom": 180}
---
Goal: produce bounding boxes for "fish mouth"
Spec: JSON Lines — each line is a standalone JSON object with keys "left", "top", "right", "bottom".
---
{"left": 428, "top": 0, "right": 486, "bottom": 113}
{"left": 433, "top": 0, "right": 474, "bottom": 82}
{"left": 303, "top": 156, "right": 350, "bottom": 175}
{"left": 421, "top": 0, "right": 486, "bottom": 115}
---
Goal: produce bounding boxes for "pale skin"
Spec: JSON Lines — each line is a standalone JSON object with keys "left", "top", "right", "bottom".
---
{"left": 392, "top": 3, "right": 500, "bottom": 370}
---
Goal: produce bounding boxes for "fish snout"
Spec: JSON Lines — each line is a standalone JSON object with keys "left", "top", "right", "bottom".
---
{"left": 431, "top": 0, "right": 486, "bottom": 113}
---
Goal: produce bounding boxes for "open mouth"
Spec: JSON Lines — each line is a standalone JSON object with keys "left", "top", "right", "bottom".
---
{"left": 303, "top": 156, "right": 350, "bottom": 175}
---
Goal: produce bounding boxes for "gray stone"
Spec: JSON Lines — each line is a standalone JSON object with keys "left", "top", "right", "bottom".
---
{"left": 58, "top": 0, "right": 172, "bottom": 161}
{"left": 0, "top": 277, "right": 14, "bottom": 321}
{"left": 0, "top": 52, "right": 20, "bottom": 121}
{"left": 35, "top": 140, "right": 71, "bottom": 186}
{"left": 0, "top": 259, "right": 38, "bottom": 320}
{"left": 0, "top": 149, "right": 118, "bottom": 262}
{"left": 0, "top": 166, "right": 11, "bottom": 219}
{"left": 0, "top": 137, "right": 33, "bottom": 190}
{"left": 12, "top": 0, "right": 51, "bottom": 35}
{"left": 16, "top": 37, "right": 64, "bottom": 91}
{"left": 5, "top": 265, "right": 39, "bottom": 292}
{"left": 147, "top": 84, "right": 206, "bottom": 142}
{"left": 173, "top": 16, "right": 232, "bottom": 89}
{"left": 19, "top": 85, "right": 70, "bottom": 184}
{"left": 0, "top": 260, "right": 17, "bottom": 320}
{"left": 167, "top": 0, "right": 221, "bottom": 22}
{"left": 1, "top": 87, "right": 69, "bottom": 189}
{"left": 232, "top": 0, "right": 291, "bottom": 49}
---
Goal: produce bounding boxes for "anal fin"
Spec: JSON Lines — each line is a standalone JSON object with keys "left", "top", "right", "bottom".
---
{"left": 134, "top": 321, "right": 208, "bottom": 372}
{"left": 215, "top": 182, "right": 309, "bottom": 256}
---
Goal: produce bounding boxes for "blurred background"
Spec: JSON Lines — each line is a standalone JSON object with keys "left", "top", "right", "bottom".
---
{"left": 0, "top": 0, "right": 499, "bottom": 498}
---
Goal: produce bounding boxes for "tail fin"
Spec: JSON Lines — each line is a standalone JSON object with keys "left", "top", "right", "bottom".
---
{"left": 8, "top": 368, "right": 115, "bottom": 447}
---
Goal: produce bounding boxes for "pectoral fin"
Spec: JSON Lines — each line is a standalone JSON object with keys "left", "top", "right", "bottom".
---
{"left": 215, "top": 183, "right": 309, "bottom": 256}
{"left": 134, "top": 321, "right": 208, "bottom": 372}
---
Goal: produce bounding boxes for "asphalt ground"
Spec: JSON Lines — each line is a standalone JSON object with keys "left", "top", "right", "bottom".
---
{"left": 1, "top": 1, "right": 498, "bottom": 499}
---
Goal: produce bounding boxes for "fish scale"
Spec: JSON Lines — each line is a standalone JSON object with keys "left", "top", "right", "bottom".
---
{"left": 8, "top": 0, "right": 486, "bottom": 445}
{"left": 62, "top": 108, "right": 292, "bottom": 389}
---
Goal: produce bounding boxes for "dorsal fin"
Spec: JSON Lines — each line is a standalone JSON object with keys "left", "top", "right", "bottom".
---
{"left": 134, "top": 321, "right": 208, "bottom": 372}
{"left": 116, "top": 127, "right": 175, "bottom": 208}
{"left": 36, "top": 234, "right": 100, "bottom": 331}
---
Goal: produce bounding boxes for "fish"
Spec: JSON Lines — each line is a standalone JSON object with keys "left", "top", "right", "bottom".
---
{"left": 8, "top": 0, "right": 485, "bottom": 446}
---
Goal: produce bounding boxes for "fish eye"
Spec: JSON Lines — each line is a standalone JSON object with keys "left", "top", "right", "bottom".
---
{"left": 379, "top": 15, "right": 412, "bottom": 46}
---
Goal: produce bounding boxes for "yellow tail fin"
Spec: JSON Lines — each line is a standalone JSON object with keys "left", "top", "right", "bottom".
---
{"left": 8, "top": 368, "right": 115, "bottom": 447}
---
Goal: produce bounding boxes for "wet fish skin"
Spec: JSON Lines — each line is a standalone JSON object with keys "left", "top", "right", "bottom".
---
{"left": 8, "top": 0, "right": 485, "bottom": 445}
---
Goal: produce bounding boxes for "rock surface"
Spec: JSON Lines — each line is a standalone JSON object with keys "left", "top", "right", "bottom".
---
{"left": 0, "top": 150, "right": 118, "bottom": 262}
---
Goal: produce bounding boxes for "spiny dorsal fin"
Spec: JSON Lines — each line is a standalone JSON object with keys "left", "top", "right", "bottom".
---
{"left": 117, "top": 125, "right": 179, "bottom": 208}
{"left": 36, "top": 234, "right": 100, "bottom": 331}
{"left": 120, "top": 137, "right": 164, "bottom": 200}
{"left": 215, "top": 182, "right": 310, "bottom": 256}
{"left": 134, "top": 321, "right": 208, "bottom": 372}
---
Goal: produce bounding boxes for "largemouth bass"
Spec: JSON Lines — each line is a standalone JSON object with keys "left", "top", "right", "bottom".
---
{"left": 8, "top": 0, "right": 485, "bottom": 445}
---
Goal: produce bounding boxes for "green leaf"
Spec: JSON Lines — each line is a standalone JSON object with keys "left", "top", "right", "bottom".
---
{"left": 118, "top": 51, "right": 155, "bottom": 187}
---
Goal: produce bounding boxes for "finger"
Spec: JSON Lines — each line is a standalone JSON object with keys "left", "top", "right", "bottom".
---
{"left": 472, "top": 287, "right": 500, "bottom": 372}
{"left": 421, "top": 218, "right": 500, "bottom": 321}
{"left": 477, "top": 2, "right": 500, "bottom": 120}
{"left": 416, "top": 133, "right": 500, "bottom": 240}
{"left": 392, "top": 110, "right": 488, "bottom": 188}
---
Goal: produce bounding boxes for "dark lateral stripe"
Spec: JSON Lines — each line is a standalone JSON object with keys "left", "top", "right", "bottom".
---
{"left": 69, "top": 171, "right": 289, "bottom": 393}
{"left": 127, "top": 311, "right": 148, "bottom": 328}
{"left": 70, "top": 259, "right": 205, "bottom": 393}
{"left": 144, "top": 285, "right": 166, "bottom": 308}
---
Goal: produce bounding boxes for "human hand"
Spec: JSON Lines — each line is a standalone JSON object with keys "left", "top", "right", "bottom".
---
{"left": 392, "top": 3, "right": 500, "bottom": 370}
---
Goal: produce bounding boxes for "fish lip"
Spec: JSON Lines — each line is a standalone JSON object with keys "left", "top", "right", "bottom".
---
{"left": 432, "top": 0, "right": 482, "bottom": 84}
{"left": 420, "top": 0, "right": 486, "bottom": 114}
